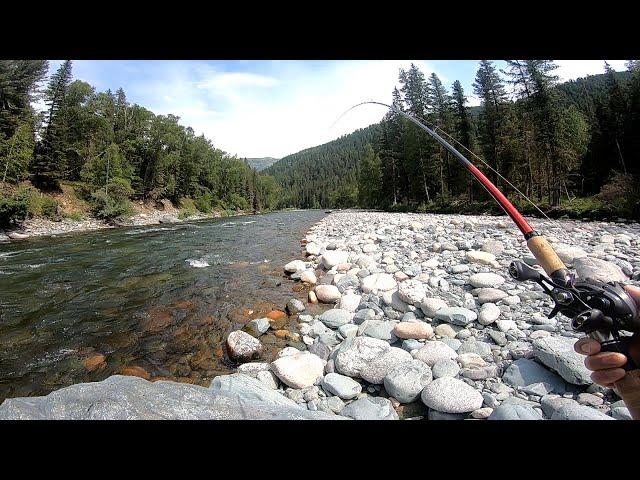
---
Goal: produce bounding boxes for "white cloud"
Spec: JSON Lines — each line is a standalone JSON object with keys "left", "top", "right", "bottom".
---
{"left": 555, "top": 60, "right": 627, "bottom": 81}
{"left": 35, "top": 60, "right": 627, "bottom": 160}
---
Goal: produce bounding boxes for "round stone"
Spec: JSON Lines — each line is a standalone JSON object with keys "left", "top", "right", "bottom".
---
{"left": 383, "top": 359, "right": 433, "bottom": 403}
{"left": 393, "top": 322, "right": 434, "bottom": 340}
{"left": 431, "top": 358, "right": 461, "bottom": 378}
{"left": 468, "top": 273, "right": 505, "bottom": 288}
{"left": 314, "top": 285, "right": 341, "bottom": 303}
{"left": 421, "top": 377, "right": 484, "bottom": 413}
{"left": 412, "top": 341, "right": 458, "bottom": 366}
{"left": 321, "top": 373, "right": 362, "bottom": 400}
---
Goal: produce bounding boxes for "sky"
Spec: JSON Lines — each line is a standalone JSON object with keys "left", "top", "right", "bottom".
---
{"left": 43, "top": 60, "right": 628, "bottom": 159}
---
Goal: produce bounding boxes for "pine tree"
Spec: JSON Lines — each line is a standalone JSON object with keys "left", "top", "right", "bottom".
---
{"left": 357, "top": 144, "right": 383, "bottom": 208}
{"left": 0, "top": 60, "right": 48, "bottom": 139}
{"left": 473, "top": 60, "right": 508, "bottom": 189}
{"left": 451, "top": 80, "right": 475, "bottom": 198}
{"left": 32, "top": 60, "right": 73, "bottom": 189}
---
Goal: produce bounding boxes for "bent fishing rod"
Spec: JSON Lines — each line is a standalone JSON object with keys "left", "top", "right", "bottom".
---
{"left": 340, "top": 101, "right": 640, "bottom": 418}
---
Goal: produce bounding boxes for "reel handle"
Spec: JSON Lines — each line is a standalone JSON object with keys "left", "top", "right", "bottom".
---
{"left": 597, "top": 338, "right": 640, "bottom": 420}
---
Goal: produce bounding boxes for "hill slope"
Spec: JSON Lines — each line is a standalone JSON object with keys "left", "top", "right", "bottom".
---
{"left": 267, "top": 71, "right": 634, "bottom": 209}
{"left": 264, "top": 124, "right": 380, "bottom": 208}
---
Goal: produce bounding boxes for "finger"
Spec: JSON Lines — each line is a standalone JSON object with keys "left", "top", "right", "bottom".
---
{"left": 585, "top": 351, "right": 628, "bottom": 371}
{"left": 624, "top": 285, "right": 640, "bottom": 309}
{"left": 591, "top": 368, "right": 626, "bottom": 385}
{"left": 574, "top": 337, "right": 601, "bottom": 356}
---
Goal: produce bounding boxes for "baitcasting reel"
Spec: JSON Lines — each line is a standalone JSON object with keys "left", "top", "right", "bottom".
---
{"left": 509, "top": 259, "right": 640, "bottom": 370}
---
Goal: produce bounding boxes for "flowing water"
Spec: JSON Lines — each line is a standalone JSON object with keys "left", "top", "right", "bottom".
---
{"left": 0, "top": 210, "right": 327, "bottom": 402}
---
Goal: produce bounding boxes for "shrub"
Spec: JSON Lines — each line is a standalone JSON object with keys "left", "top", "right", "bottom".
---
{"left": 597, "top": 172, "right": 640, "bottom": 217}
{"left": 228, "top": 193, "right": 250, "bottom": 211}
{"left": 89, "top": 178, "right": 133, "bottom": 220}
{"left": 194, "top": 192, "right": 213, "bottom": 213}
{"left": 0, "top": 189, "right": 29, "bottom": 227}
{"left": 178, "top": 197, "right": 198, "bottom": 219}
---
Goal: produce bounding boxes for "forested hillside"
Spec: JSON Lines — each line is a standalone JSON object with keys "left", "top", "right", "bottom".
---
{"left": 268, "top": 61, "right": 640, "bottom": 218}
{"left": 0, "top": 60, "right": 280, "bottom": 226}
{"left": 264, "top": 124, "right": 380, "bottom": 208}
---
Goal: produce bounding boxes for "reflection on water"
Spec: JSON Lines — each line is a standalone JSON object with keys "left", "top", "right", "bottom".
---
{"left": 0, "top": 210, "right": 326, "bottom": 402}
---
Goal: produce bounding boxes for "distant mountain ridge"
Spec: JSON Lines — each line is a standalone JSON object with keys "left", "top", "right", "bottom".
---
{"left": 245, "top": 157, "right": 279, "bottom": 171}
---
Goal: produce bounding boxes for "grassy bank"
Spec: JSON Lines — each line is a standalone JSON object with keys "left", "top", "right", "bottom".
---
{"left": 383, "top": 195, "right": 638, "bottom": 222}
{"left": 0, "top": 181, "right": 261, "bottom": 229}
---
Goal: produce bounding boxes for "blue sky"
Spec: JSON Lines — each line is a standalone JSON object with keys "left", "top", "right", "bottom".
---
{"left": 44, "top": 60, "right": 628, "bottom": 159}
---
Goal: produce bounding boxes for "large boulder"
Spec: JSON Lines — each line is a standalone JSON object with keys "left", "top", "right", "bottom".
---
{"left": 0, "top": 375, "right": 344, "bottom": 420}
{"left": 532, "top": 335, "right": 592, "bottom": 385}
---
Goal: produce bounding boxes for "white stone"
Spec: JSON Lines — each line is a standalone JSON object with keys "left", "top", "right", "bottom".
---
{"left": 361, "top": 273, "right": 397, "bottom": 294}
{"left": 284, "top": 260, "right": 306, "bottom": 273}
{"left": 270, "top": 352, "right": 325, "bottom": 389}
{"left": 314, "top": 285, "right": 341, "bottom": 303}
{"left": 419, "top": 297, "right": 448, "bottom": 317}
{"left": 397, "top": 279, "right": 427, "bottom": 305}
{"left": 321, "top": 250, "right": 350, "bottom": 269}
{"left": 339, "top": 292, "right": 362, "bottom": 312}
{"left": 300, "top": 270, "right": 317, "bottom": 284}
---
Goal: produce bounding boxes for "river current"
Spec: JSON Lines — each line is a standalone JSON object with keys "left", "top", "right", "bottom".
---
{"left": 0, "top": 210, "right": 326, "bottom": 402}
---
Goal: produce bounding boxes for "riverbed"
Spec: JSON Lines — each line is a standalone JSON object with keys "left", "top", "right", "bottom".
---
{"left": 0, "top": 210, "right": 327, "bottom": 402}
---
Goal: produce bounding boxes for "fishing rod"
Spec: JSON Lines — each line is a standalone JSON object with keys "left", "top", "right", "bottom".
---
{"left": 339, "top": 101, "right": 640, "bottom": 419}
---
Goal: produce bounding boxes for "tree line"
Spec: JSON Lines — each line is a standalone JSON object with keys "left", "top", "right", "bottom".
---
{"left": 269, "top": 60, "right": 640, "bottom": 218}
{"left": 0, "top": 60, "right": 280, "bottom": 225}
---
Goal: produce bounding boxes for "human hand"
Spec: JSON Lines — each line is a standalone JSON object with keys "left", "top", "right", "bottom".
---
{"left": 574, "top": 285, "right": 640, "bottom": 388}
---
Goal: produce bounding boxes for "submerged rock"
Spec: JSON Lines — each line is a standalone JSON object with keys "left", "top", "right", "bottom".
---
{"left": 226, "top": 330, "right": 263, "bottom": 362}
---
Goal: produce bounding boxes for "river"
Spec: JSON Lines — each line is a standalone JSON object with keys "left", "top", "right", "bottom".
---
{"left": 0, "top": 210, "right": 326, "bottom": 403}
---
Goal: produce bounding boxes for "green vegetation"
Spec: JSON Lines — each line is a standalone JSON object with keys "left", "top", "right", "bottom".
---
{"left": 268, "top": 60, "right": 640, "bottom": 219}
{"left": 0, "top": 60, "right": 281, "bottom": 227}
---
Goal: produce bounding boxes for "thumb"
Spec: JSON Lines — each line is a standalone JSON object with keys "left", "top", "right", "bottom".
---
{"left": 623, "top": 285, "right": 640, "bottom": 309}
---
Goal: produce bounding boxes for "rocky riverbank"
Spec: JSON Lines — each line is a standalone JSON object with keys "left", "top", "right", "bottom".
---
{"left": 0, "top": 209, "right": 240, "bottom": 242}
{"left": 225, "top": 211, "right": 639, "bottom": 420}
{"left": 2, "top": 210, "right": 639, "bottom": 420}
